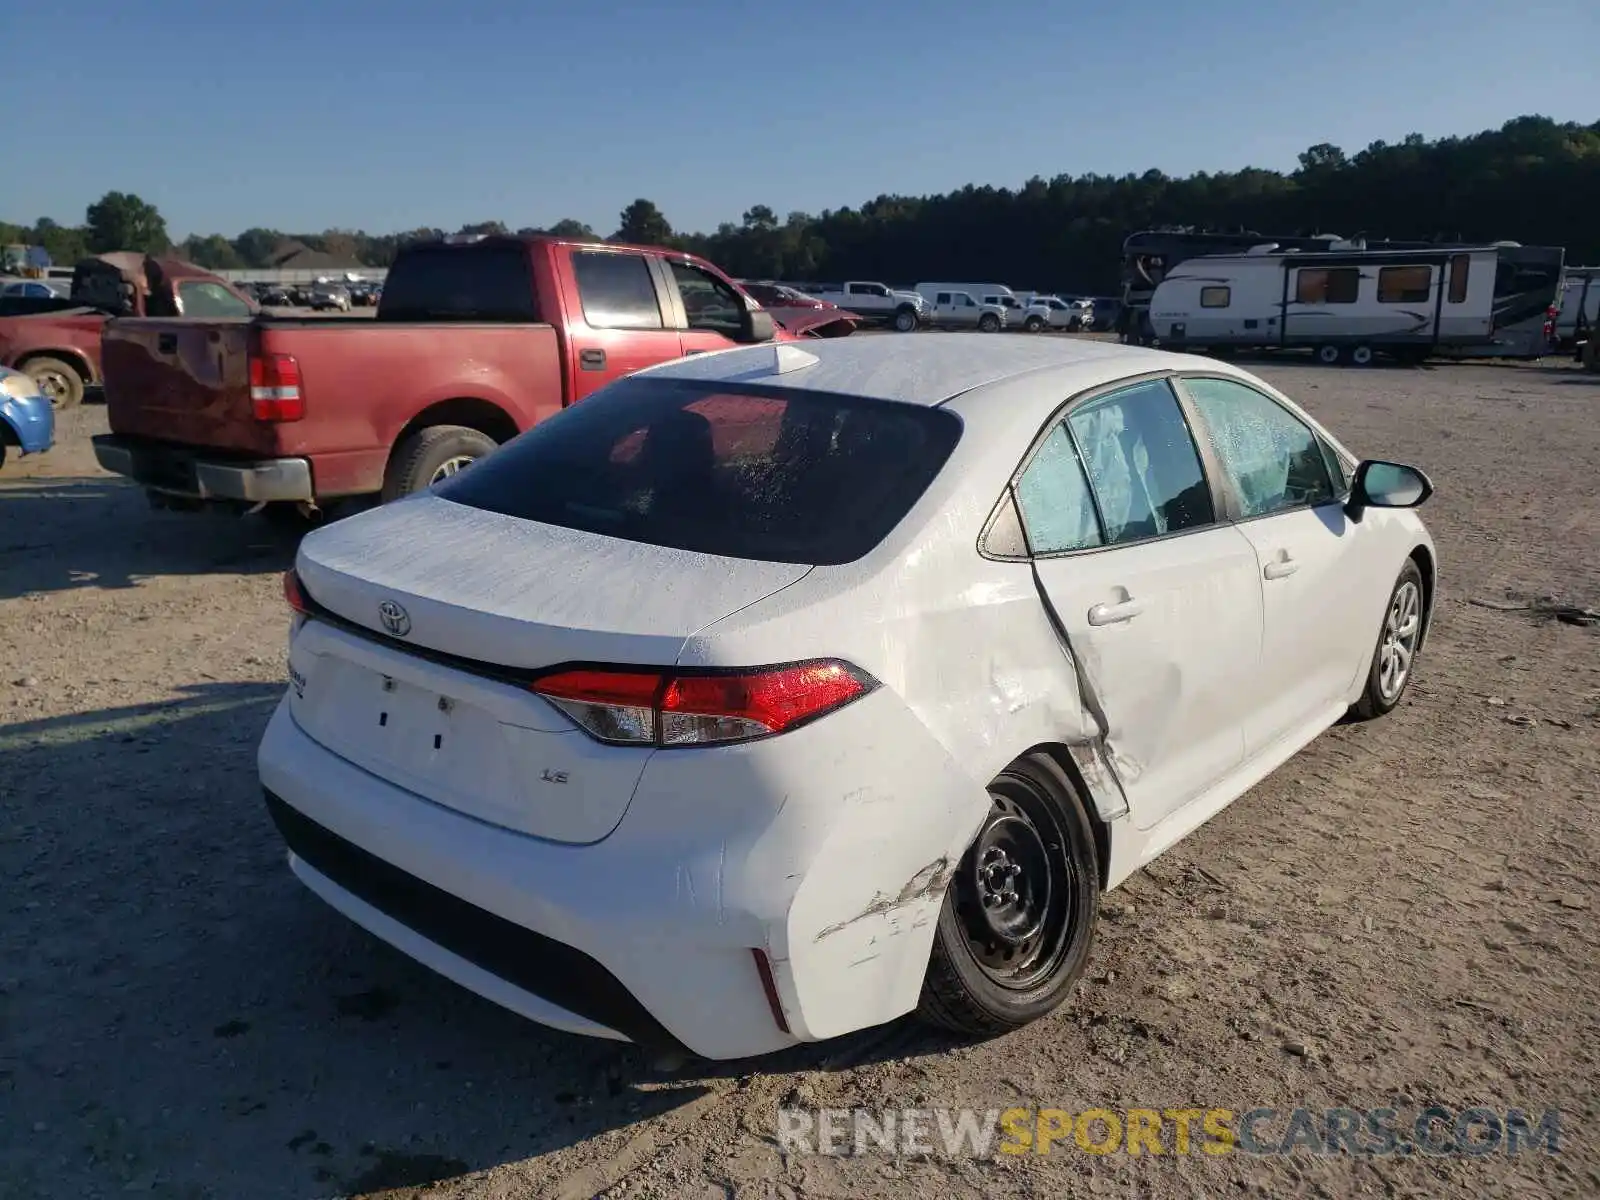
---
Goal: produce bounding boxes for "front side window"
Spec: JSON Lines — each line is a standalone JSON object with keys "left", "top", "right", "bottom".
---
{"left": 572, "top": 250, "right": 663, "bottom": 330}
{"left": 1378, "top": 265, "right": 1432, "bottom": 304}
{"left": 1014, "top": 423, "right": 1102, "bottom": 554}
{"left": 1183, "top": 377, "right": 1335, "bottom": 517}
{"left": 669, "top": 261, "right": 744, "bottom": 336}
{"left": 1064, "top": 379, "right": 1214, "bottom": 544}
{"left": 177, "top": 281, "right": 252, "bottom": 317}
{"left": 1296, "top": 267, "right": 1360, "bottom": 305}
{"left": 1200, "top": 286, "right": 1231, "bottom": 308}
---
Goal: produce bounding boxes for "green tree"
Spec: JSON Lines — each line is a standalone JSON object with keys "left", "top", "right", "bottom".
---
{"left": 231, "top": 227, "right": 286, "bottom": 268}
{"left": 614, "top": 199, "right": 673, "bottom": 246}
{"left": 179, "top": 233, "right": 242, "bottom": 269}
{"left": 29, "top": 218, "right": 89, "bottom": 265}
{"left": 84, "top": 191, "right": 169, "bottom": 254}
{"left": 546, "top": 218, "right": 598, "bottom": 239}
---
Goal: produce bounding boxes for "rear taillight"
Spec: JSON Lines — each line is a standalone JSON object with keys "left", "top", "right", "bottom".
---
{"left": 282, "top": 568, "right": 311, "bottom": 615}
{"left": 250, "top": 353, "right": 304, "bottom": 421}
{"left": 530, "top": 659, "right": 875, "bottom": 747}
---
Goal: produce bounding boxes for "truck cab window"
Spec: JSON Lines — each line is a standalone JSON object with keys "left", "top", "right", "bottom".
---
{"left": 177, "top": 281, "right": 252, "bottom": 318}
{"left": 669, "top": 262, "right": 743, "bottom": 336}
{"left": 572, "top": 250, "right": 664, "bottom": 330}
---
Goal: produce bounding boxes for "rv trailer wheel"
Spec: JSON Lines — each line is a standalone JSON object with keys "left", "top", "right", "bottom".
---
{"left": 1351, "top": 344, "right": 1375, "bottom": 367}
{"left": 1316, "top": 344, "right": 1343, "bottom": 366}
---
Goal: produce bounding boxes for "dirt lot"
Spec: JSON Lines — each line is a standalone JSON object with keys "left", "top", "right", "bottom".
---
{"left": 2, "top": 357, "right": 1597, "bottom": 1200}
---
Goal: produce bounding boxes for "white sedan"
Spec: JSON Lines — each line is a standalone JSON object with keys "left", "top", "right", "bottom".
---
{"left": 258, "top": 335, "right": 1436, "bottom": 1061}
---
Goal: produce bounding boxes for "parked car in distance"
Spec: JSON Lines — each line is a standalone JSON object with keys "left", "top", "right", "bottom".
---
{"left": 927, "top": 289, "right": 1008, "bottom": 331}
{"left": 737, "top": 282, "right": 856, "bottom": 339}
{"left": 308, "top": 284, "right": 352, "bottom": 312}
{"left": 1016, "top": 295, "right": 1092, "bottom": 332}
{"left": 256, "top": 283, "right": 294, "bottom": 306}
{"left": 0, "top": 363, "right": 54, "bottom": 470}
{"left": 256, "top": 334, "right": 1438, "bottom": 1061}
{"left": 0, "top": 252, "right": 253, "bottom": 409}
{"left": 92, "top": 234, "right": 848, "bottom": 521}
{"left": 1, "top": 279, "right": 69, "bottom": 299}
{"left": 808, "top": 280, "right": 929, "bottom": 331}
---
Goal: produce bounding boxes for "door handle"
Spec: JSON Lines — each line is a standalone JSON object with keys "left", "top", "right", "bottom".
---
{"left": 683, "top": 349, "right": 707, "bottom": 356}
{"left": 1263, "top": 557, "right": 1299, "bottom": 580}
{"left": 1087, "top": 598, "right": 1144, "bottom": 626}
{"left": 579, "top": 348, "right": 606, "bottom": 371}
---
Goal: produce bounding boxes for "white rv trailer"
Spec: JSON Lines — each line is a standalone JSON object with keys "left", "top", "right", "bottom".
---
{"left": 1553, "top": 266, "right": 1598, "bottom": 354}
{"left": 1148, "top": 242, "right": 1564, "bottom": 364}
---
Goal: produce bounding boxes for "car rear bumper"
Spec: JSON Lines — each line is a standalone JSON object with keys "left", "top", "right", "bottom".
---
{"left": 256, "top": 688, "right": 987, "bottom": 1060}
{"left": 92, "top": 434, "right": 313, "bottom": 502}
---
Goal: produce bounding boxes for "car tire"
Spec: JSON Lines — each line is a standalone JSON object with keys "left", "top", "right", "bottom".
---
{"left": 1024, "top": 315, "right": 1046, "bottom": 333}
{"left": 22, "top": 356, "right": 86, "bottom": 409}
{"left": 893, "top": 307, "right": 919, "bottom": 333}
{"left": 382, "top": 425, "right": 499, "bottom": 502}
{"left": 1350, "top": 559, "right": 1426, "bottom": 720}
{"left": 917, "top": 751, "right": 1099, "bottom": 1038}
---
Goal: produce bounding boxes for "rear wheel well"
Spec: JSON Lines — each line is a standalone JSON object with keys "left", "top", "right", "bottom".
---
{"left": 15, "top": 349, "right": 94, "bottom": 385}
{"left": 1023, "top": 742, "right": 1113, "bottom": 893}
{"left": 396, "top": 397, "right": 518, "bottom": 450}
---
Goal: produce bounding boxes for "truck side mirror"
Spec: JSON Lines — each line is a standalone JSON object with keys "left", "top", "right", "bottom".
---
{"left": 739, "top": 307, "right": 776, "bottom": 343}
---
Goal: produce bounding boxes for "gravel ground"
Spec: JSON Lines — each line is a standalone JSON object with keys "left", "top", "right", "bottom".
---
{"left": 2, "top": 357, "right": 1597, "bottom": 1200}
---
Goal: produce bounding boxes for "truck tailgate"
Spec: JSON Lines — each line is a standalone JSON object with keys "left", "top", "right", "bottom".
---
{"left": 102, "top": 318, "right": 267, "bottom": 452}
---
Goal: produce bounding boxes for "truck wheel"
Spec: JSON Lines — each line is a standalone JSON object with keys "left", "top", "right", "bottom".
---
{"left": 1024, "top": 315, "right": 1046, "bottom": 333}
{"left": 23, "top": 356, "right": 86, "bottom": 410}
{"left": 383, "top": 425, "right": 499, "bottom": 502}
{"left": 893, "top": 307, "right": 919, "bottom": 333}
{"left": 978, "top": 313, "right": 1001, "bottom": 333}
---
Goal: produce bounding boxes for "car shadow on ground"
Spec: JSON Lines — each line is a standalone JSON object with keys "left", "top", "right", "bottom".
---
{"left": 2, "top": 683, "right": 958, "bottom": 1198}
{"left": 0, "top": 476, "right": 300, "bottom": 600}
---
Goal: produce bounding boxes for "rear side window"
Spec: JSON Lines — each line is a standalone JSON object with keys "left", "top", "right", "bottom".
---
{"left": 435, "top": 378, "right": 962, "bottom": 565}
{"left": 378, "top": 242, "right": 537, "bottom": 321}
{"left": 574, "top": 250, "right": 664, "bottom": 330}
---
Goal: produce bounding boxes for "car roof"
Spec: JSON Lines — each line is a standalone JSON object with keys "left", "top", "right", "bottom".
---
{"left": 642, "top": 332, "right": 1190, "bottom": 407}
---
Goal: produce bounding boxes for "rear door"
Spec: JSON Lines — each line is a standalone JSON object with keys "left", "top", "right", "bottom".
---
{"left": 563, "top": 246, "right": 682, "bottom": 400}
{"left": 1018, "top": 376, "right": 1261, "bottom": 832}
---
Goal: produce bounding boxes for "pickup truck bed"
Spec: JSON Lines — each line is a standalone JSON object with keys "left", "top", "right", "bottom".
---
{"left": 101, "top": 316, "right": 561, "bottom": 500}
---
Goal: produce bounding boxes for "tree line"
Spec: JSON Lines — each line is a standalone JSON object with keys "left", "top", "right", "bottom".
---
{"left": 5, "top": 115, "right": 1596, "bottom": 294}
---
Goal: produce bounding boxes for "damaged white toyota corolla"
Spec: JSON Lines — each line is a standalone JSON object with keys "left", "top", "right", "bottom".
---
{"left": 258, "top": 334, "right": 1436, "bottom": 1061}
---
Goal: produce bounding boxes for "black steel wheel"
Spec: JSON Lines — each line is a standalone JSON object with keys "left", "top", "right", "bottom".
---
{"left": 918, "top": 752, "right": 1099, "bottom": 1036}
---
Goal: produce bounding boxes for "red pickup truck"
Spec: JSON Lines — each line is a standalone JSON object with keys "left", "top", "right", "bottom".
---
{"left": 0, "top": 253, "right": 254, "bottom": 409}
{"left": 92, "top": 235, "right": 854, "bottom": 519}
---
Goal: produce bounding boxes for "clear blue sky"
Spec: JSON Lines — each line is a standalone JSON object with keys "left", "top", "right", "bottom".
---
{"left": 10, "top": 0, "right": 1596, "bottom": 239}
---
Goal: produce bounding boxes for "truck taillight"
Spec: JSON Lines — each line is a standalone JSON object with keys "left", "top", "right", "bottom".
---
{"left": 529, "top": 660, "right": 876, "bottom": 747}
{"left": 250, "top": 353, "right": 304, "bottom": 421}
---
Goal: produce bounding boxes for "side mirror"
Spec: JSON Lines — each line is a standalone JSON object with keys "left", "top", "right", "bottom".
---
{"left": 739, "top": 307, "right": 776, "bottom": 344}
{"left": 1348, "top": 460, "right": 1433, "bottom": 514}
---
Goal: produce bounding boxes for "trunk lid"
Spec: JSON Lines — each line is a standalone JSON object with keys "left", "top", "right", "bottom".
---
{"left": 102, "top": 318, "right": 268, "bottom": 451}
{"left": 288, "top": 495, "right": 811, "bottom": 844}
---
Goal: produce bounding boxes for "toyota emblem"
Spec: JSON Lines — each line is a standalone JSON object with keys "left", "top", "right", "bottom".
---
{"left": 378, "top": 600, "right": 412, "bottom": 638}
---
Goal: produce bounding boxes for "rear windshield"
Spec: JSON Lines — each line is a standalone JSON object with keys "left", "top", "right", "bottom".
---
{"left": 434, "top": 377, "right": 962, "bottom": 565}
{"left": 377, "top": 241, "right": 538, "bottom": 322}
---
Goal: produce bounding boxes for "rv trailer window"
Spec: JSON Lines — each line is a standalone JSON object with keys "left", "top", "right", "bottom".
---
{"left": 1200, "top": 286, "right": 1231, "bottom": 308}
{"left": 1448, "top": 255, "right": 1471, "bottom": 303}
{"left": 1296, "top": 268, "right": 1360, "bottom": 305}
{"left": 1378, "top": 266, "right": 1433, "bottom": 304}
